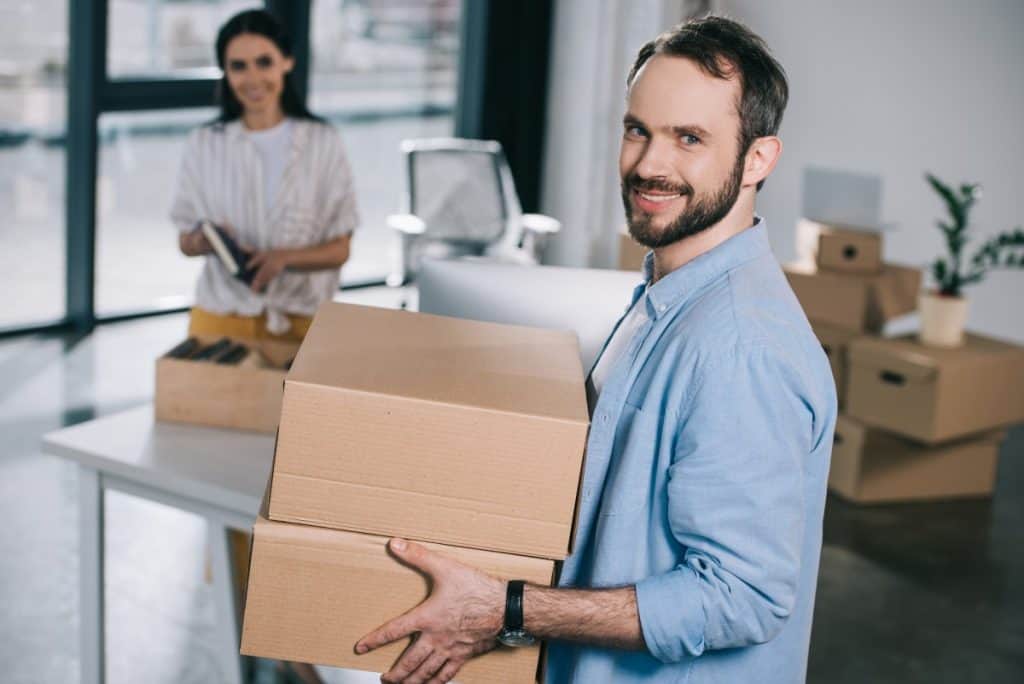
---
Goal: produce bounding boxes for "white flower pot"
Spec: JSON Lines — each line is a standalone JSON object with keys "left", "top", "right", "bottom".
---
{"left": 919, "top": 292, "right": 969, "bottom": 348}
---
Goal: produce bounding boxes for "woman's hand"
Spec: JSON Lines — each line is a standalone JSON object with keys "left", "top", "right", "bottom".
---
{"left": 247, "top": 249, "right": 293, "bottom": 293}
{"left": 179, "top": 226, "right": 212, "bottom": 257}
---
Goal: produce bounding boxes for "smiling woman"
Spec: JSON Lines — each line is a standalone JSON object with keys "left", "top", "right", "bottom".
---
{"left": 170, "top": 9, "right": 359, "bottom": 344}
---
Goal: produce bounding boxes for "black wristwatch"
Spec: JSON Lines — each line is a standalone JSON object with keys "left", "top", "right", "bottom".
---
{"left": 497, "top": 580, "right": 536, "bottom": 647}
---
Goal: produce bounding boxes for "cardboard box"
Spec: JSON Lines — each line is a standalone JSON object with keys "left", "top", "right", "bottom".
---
{"left": 241, "top": 505, "right": 555, "bottom": 682}
{"left": 846, "top": 334, "right": 1024, "bottom": 444}
{"left": 816, "top": 224, "right": 883, "bottom": 274}
{"left": 618, "top": 230, "right": 648, "bottom": 271}
{"left": 828, "top": 415, "right": 1004, "bottom": 503}
{"left": 784, "top": 261, "right": 921, "bottom": 333}
{"left": 270, "top": 302, "right": 590, "bottom": 560}
{"left": 155, "top": 335, "right": 300, "bottom": 433}
{"left": 812, "top": 322, "right": 857, "bottom": 407}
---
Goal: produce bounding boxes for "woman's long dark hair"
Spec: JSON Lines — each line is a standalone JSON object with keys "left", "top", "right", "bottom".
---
{"left": 213, "top": 9, "right": 321, "bottom": 124}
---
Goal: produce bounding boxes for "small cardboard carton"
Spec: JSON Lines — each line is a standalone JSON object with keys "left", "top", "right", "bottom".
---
{"left": 828, "top": 415, "right": 1004, "bottom": 503}
{"left": 812, "top": 322, "right": 858, "bottom": 407}
{"left": 269, "top": 302, "right": 590, "bottom": 560}
{"left": 815, "top": 224, "right": 883, "bottom": 274}
{"left": 784, "top": 261, "right": 921, "bottom": 333}
{"left": 796, "top": 218, "right": 884, "bottom": 274}
{"left": 241, "top": 500, "right": 555, "bottom": 682}
{"left": 846, "top": 334, "right": 1024, "bottom": 444}
{"left": 618, "top": 230, "right": 648, "bottom": 271}
{"left": 154, "top": 335, "right": 300, "bottom": 433}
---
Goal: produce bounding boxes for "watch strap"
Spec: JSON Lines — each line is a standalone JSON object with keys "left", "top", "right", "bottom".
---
{"left": 504, "top": 580, "right": 526, "bottom": 632}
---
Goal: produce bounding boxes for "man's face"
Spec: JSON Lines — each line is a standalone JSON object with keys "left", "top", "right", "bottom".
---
{"left": 620, "top": 55, "right": 746, "bottom": 248}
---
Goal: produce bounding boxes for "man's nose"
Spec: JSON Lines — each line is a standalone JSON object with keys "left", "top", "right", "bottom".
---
{"left": 632, "top": 139, "right": 675, "bottom": 181}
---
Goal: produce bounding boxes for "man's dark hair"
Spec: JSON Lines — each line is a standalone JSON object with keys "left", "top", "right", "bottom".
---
{"left": 627, "top": 16, "right": 788, "bottom": 190}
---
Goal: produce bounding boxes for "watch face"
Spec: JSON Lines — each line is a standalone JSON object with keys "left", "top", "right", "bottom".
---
{"left": 498, "top": 629, "right": 537, "bottom": 647}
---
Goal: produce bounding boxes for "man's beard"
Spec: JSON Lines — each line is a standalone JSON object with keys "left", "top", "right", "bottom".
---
{"left": 622, "top": 152, "right": 745, "bottom": 249}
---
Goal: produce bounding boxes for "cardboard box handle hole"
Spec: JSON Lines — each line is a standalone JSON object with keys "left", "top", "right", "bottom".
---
{"left": 879, "top": 370, "right": 906, "bottom": 386}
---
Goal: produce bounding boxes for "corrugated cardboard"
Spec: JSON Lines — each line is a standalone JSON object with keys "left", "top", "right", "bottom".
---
{"left": 155, "top": 335, "right": 300, "bottom": 433}
{"left": 241, "top": 502, "right": 554, "bottom": 682}
{"left": 846, "top": 334, "right": 1024, "bottom": 444}
{"left": 816, "top": 224, "right": 883, "bottom": 274}
{"left": 270, "top": 302, "right": 590, "bottom": 560}
{"left": 829, "top": 415, "right": 1004, "bottom": 503}
{"left": 784, "top": 261, "right": 921, "bottom": 332}
{"left": 812, "top": 322, "right": 857, "bottom": 407}
{"left": 618, "top": 231, "right": 649, "bottom": 271}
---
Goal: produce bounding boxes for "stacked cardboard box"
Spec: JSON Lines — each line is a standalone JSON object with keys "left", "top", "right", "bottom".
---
{"left": 785, "top": 219, "right": 1024, "bottom": 503}
{"left": 241, "top": 302, "right": 591, "bottom": 681}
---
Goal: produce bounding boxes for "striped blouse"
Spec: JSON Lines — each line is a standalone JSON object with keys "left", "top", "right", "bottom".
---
{"left": 169, "top": 117, "right": 359, "bottom": 333}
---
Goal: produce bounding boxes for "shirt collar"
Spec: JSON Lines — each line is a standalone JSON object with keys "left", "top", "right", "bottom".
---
{"left": 639, "top": 216, "right": 771, "bottom": 320}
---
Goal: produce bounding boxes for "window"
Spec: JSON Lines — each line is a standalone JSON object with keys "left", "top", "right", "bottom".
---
{"left": 0, "top": 0, "right": 68, "bottom": 329}
{"left": 310, "top": 0, "right": 462, "bottom": 285}
{"left": 95, "top": 109, "right": 214, "bottom": 316}
{"left": 107, "top": 0, "right": 256, "bottom": 79}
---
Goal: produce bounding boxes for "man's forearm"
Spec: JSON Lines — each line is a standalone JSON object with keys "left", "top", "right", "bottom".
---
{"left": 523, "top": 584, "right": 645, "bottom": 651}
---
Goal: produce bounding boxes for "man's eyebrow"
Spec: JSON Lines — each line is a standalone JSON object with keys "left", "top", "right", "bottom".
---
{"left": 622, "top": 113, "right": 645, "bottom": 128}
{"left": 671, "top": 124, "right": 713, "bottom": 140}
{"left": 622, "top": 114, "right": 713, "bottom": 141}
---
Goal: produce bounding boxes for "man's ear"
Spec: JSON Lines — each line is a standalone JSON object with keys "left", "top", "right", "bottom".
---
{"left": 743, "top": 136, "right": 783, "bottom": 188}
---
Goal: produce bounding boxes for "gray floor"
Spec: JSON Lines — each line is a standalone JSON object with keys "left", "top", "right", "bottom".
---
{"left": 0, "top": 288, "right": 1021, "bottom": 683}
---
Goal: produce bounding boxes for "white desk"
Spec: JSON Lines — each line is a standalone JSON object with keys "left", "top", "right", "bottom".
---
{"left": 42, "top": 404, "right": 275, "bottom": 684}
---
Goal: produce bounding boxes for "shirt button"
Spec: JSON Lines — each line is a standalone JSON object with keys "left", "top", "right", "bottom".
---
{"left": 600, "top": 414, "right": 609, "bottom": 424}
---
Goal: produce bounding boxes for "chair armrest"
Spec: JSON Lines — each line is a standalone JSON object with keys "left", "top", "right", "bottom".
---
{"left": 521, "top": 213, "right": 561, "bottom": 234}
{"left": 386, "top": 213, "right": 427, "bottom": 235}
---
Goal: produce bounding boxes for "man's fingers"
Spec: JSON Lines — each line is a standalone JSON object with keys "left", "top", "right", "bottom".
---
{"left": 355, "top": 607, "right": 421, "bottom": 654}
{"left": 246, "top": 254, "right": 264, "bottom": 270}
{"left": 404, "top": 651, "right": 448, "bottom": 684}
{"left": 389, "top": 538, "right": 445, "bottom": 579}
{"left": 379, "top": 635, "right": 432, "bottom": 683}
{"left": 426, "top": 659, "right": 464, "bottom": 684}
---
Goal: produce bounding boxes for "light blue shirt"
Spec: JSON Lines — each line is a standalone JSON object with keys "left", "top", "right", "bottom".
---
{"left": 546, "top": 221, "right": 837, "bottom": 684}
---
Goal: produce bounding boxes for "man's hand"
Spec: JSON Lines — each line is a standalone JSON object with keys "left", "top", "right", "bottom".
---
{"left": 247, "top": 249, "right": 292, "bottom": 293}
{"left": 355, "top": 538, "right": 505, "bottom": 684}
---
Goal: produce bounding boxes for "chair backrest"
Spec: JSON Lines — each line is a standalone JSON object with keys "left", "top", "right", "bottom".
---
{"left": 401, "top": 138, "right": 515, "bottom": 246}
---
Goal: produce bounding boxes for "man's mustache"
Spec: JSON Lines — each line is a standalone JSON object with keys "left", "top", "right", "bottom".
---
{"left": 623, "top": 173, "right": 693, "bottom": 196}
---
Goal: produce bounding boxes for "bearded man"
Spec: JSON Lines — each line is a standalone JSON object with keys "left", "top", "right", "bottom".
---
{"left": 356, "top": 16, "right": 837, "bottom": 684}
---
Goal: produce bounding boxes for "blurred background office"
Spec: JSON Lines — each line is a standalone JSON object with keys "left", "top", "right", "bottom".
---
{"left": 1, "top": 1, "right": 1022, "bottom": 683}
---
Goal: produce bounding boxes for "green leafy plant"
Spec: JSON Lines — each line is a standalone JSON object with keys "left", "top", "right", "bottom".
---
{"left": 926, "top": 173, "right": 1024, "bottom": 297}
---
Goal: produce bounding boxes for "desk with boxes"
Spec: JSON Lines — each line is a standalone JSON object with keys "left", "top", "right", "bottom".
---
{"left": 231, "top": 302, "right": 591, "bottom": 682}
{"left": 784, "top": 219, "right": 1024, "bottom": 503}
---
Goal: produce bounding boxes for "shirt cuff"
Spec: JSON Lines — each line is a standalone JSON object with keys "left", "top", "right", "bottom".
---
{"left": 635, "top": 567, "right": 707, "bottom": 663}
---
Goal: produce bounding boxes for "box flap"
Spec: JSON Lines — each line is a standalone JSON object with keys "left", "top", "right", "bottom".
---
{"left": 851, "top": 333, "right": 1024, "bottom": 376}
{"left": 288, "top": 302, "right": 589, "bottom": 424}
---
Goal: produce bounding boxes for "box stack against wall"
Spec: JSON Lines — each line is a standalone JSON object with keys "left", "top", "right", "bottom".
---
{"left": 240, "top": 302, "right": 591, "bottom": 682}
{"left": 785, "top": 219, "right": 1024, "bottom": 503}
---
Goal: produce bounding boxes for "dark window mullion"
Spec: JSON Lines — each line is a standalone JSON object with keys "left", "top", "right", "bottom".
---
{"left": 100, "top": 79, "right": 219, "bottom": 113}
{"left": 66, "top": 0, "right": 106, "bottom": 332}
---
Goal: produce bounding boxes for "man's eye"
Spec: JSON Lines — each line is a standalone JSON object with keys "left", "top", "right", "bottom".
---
{"left": 227, "top": 60, "right": 246, "bottom": 71}
{"left": 625, "top": 126, "right": 647, "bottom": 139}
{"left": 682, "top": 134, "right": 700, "bottom": 145}
{"left": 255, "top": 56, "right": 273, "bottom": 68}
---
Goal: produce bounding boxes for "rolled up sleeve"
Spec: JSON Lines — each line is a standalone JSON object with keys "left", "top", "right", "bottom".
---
{"left": 636, "top": 344, "right": 810, "bottom": 663}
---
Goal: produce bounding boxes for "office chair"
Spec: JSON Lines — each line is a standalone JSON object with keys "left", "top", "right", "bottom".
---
{"left": 385, "top": 138, "right": 561, "bottom": 287}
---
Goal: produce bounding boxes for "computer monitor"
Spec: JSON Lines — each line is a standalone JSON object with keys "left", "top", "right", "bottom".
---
{"left": 417, "top": 258, "right": 643, "bottom": 373}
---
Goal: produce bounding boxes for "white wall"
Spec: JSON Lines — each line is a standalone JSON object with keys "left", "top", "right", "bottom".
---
{"left": 541, "top": 0, "right": 695, "bottom": 268}
{"left": 542, "top": 0, "right": 1024, "bottom": 343}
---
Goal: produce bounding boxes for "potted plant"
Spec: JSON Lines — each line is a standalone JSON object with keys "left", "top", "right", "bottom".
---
{"left": 922, "top": 173, "right": 1024, "bottom": 347}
